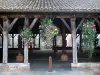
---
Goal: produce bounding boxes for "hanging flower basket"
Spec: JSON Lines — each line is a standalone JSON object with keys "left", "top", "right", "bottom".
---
{"left": 40, "top": 17, "right": 59, "bottom": 47}
{"left": 82, "top": 19, "right": 96, "bottom": 59}
{"left": 20, "top": 26, "right": 33, "bottom": 41}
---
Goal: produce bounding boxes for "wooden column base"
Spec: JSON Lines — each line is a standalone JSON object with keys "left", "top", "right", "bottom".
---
{"left": 16, "top": 53, "right": 23, "bottom": 62}
{"left": 61, "top": 54, "right": 68, "bottom": 61}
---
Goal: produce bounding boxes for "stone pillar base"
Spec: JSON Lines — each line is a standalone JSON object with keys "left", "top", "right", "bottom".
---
{"left": 0, "top": 63, "right": 30, "bottom": 71}
{"left": 71, "top": 63, "right": 100, "bottom": 70}
{"left": 71, "top": 63, "right": 79, "bottom": 68}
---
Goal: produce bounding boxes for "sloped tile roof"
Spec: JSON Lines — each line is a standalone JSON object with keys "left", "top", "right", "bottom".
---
{"left": 0, "top": 0, "right": 100, "bottom": 13}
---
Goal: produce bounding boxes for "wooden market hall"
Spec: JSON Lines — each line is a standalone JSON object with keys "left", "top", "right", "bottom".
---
{"left": 0, "top": 0, "right": 100, "bottom": 70}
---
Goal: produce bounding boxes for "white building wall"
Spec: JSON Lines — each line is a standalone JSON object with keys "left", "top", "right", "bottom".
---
{"left": 1, "top": 34, "right": 100, "bottom": 49}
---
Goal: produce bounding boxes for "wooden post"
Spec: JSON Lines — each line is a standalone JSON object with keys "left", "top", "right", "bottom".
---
{"left": 12, "top": 34, "right": 14, "bottom": 48}
{"left": 16, "top": 35, "right": 23, "bottom": 62}
{"left": 3, "top": 31, "right": 8, "bottom": 63}
{"left": 23, "top": 17, "right": 29, "bottom": 63}
{"left": 2, "top": 17, "right": 17, "bottom": 63}
{"left": 62, "top": 26, "right": 66, "bottom": 54}
{"left": 18, "top": 34, "right": 22, "bottom": 53}
{"left": 71, "top": 17, "right": 78, "bottom": 64}
{"left": 29, "top": 40, "right": 33, "bottom": 54}
{"left": 80, "top": 31, "right": 82, "bottom": 52}
{"left": 61, "top": 25, "right": 68, "bottom": 61}
{"left": 54, "top": 36, "right": 57, "bottom": 53}
{"left": 39, "top": 33, "right": 40, "bottom": 48}
{"left": 2, "top": 17, "right": 9, "bottom": 63}
{"left": 2, "top": 33, "right": 3, "bottom": 49}
{"left": 24, "top": 39, "right": 28, "bottom": 63}
{"left": 33, "top": 38, "right": 35, "bottom": 48}
{"left": 49, "top": 56, "right": 52, "bottom": 72}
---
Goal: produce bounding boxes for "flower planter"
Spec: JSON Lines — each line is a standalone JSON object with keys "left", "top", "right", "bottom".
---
{"left": 61, "top": 54, "right": 68, "bottom": 61}
{"left": 16, "top": 53, "right": 23, "bottom": 62}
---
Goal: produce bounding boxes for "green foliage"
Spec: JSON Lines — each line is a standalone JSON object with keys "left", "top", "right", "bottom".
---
{"left": 20, "top": 26, "right": 32, "bottom": 40}
{"left": 40, "top": 17, "right": 59, "bottom": 47}
{"left": 40, "top": 17, "right": 54, "bottom": 34}
{"left": 82, "top": 19, "right": 96, "bottom": 59}
{"left": 40, "top": 17, "right": 58, "bottom": 41}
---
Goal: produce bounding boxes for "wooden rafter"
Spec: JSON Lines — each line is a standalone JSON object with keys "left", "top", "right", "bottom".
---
{"left": 29, "top": 18, "right": 38, "bottom": 30}
{"left": 76, "top": 19, "right": 85, "bottom": 32}
{"left": 8, "top": 18, "right": 18, "bottom": 32}
{"left": 60, "top": 18, "right": 71, "bottom": 33}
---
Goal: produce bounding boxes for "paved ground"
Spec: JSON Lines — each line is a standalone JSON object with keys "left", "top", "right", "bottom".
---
{"left": 0, "top": 68, "right": 100, "bottom": 75}
{"left": 0, "top": 50, "right": 100, "bottom": 75}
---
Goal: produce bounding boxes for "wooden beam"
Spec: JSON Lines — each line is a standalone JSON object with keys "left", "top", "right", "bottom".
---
{"left": 70, "top": 17, "right": 77, "bottom": 64}
{"left": 29, "top": 18, "right": 38, "bottom": 30}
{"left": 0, "top": 13, "right": 100, "bottom": 18}
{"left": 60, "top": 18, "right": 71, "bottom": 33}
{"left": 0, "top": 24, "right": 3, "bottom": 32}
{"left": 76, "top": 19, "right": 85, "bottom": 32}
{"left": 2, "top": 16, "right": 8, "bottom": 21}
{"left": 8, "top": 18, "right": 18, "bottom": 32}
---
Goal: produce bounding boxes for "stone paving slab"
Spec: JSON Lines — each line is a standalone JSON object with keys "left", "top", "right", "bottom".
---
{"left": 0, "top": 69, "right": 98, "bottom": 75}
{"left": 0, "top": 68, "right": 99, "bottom": 75}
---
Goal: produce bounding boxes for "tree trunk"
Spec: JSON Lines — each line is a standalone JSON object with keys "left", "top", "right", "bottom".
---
{"left": 3, "top": 31, "right": 8, "bottom": 63}
{"left": 24, "top": 39, "right": 28, "bottom": 63}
